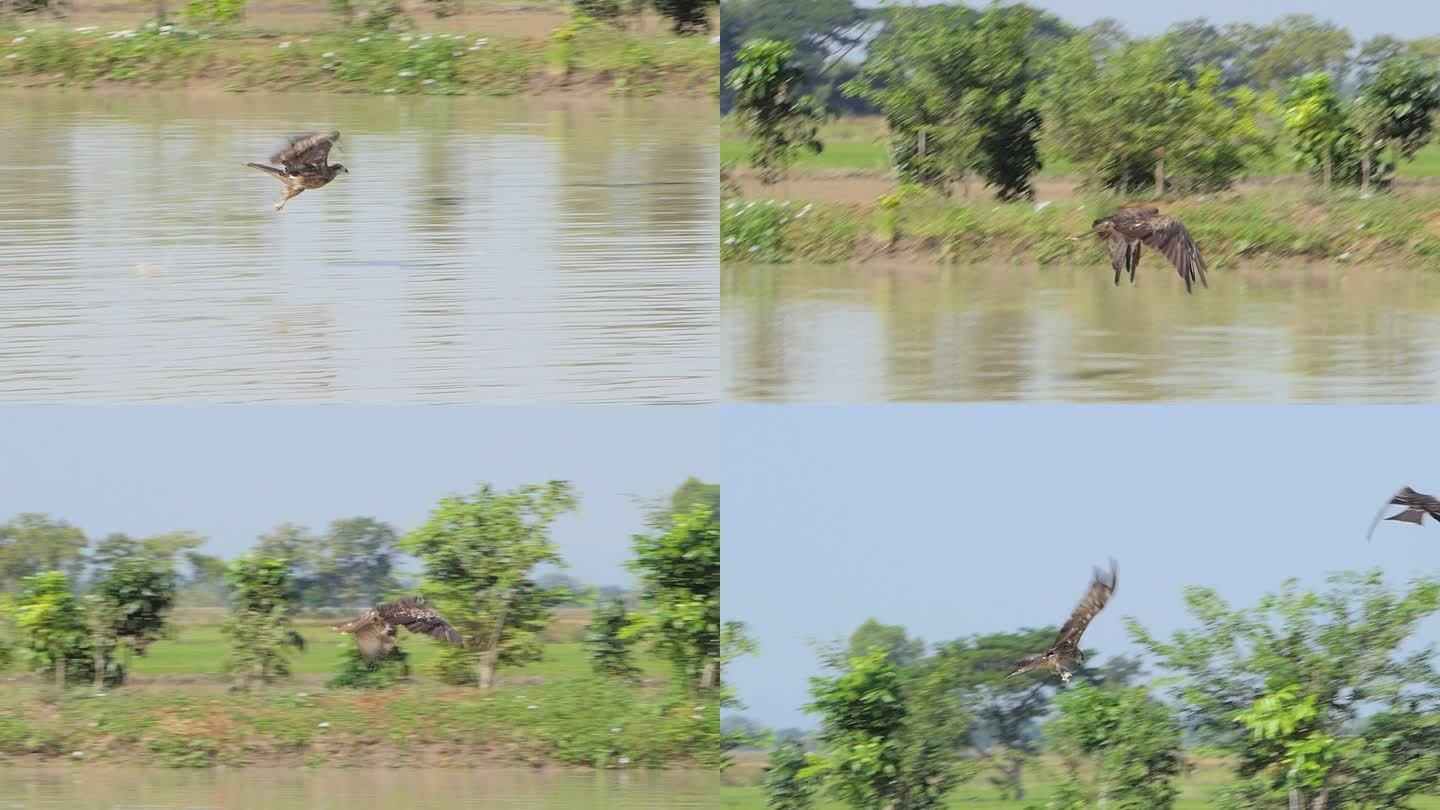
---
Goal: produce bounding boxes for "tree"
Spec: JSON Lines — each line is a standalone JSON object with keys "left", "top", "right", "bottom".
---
{"left": 719, "top": 0, "right": 870, "bottom": 114}
{"left": 629, "top": 501, "right": 719, "bottom": 690}
{"left": 646, "top": 476, "right": 721, "bottom": 531}
{"left": 314, "top": 517, "right": 402, "bottom": 607}
{"left": 1227, "top": 16, "right": 1353, "bottom": 91}
{"left": 1128, "top": 570, "right": 1440, "bottom": 810}
{"left": 89, "top": 531, "right": 204, "bottom": 582}
{"left": 728, "top": 39, "right": 825, "bottom": 185}
{"left": 804, "top": 650, "right": 965, "bottom": 810}
{"left": 844, "top": 3, "right": 1043, "bottom": 199}
{"left": 88, "top": 557, "right": 176, "bottom": 688}
{"left": 927, "top": 629, "right": 1099, "bottom": 801}
{"left": 1047, "top": 685, "right": 1186, "bottom": 809}
{"left": 1357, "top": 57, "right": 1440, "bottom": 171}
{"left": 585, "top": 595, "right": 639, "bottom": 680}
{"left": 0, "top": 514, "right": 88, "bottom": 592}
{"left": 764, "top": 738, "right": 818, "bottom": 810}
{"left": 652, "top": 0, "right": 713, "bottom": 34}
{"left": 847, "top": 619, "right": 924, "bottom": 668}
{"left": 401, "top": 481, "right": 577, "bottom": 688}
{"left": 1282, "top": 71, "right": 1388, "bottom": 190}
{"left": 220, "top": 555, "right": 306, "bottom": 687}
{"left": 11, "top": 571, "right": 91, "bottom": 688}
{"left": 327, "top": 644, "right": 410, "bottom": 689}
{"left": 1036, "top": 37, "right": 1268, "bottom": 194}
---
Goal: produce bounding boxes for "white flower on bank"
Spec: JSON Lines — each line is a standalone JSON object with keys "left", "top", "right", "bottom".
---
{"left": 421, "top": 79, "right": 435, "bottom": 85}
{"left": 71, "top": 751, "right": 84, "bottom": 759}
{"left": 610, "top": 727, "right": 622, "bottom": 733}
{"left": 1034, "top": 200, "right": 1051, "bottom": 212}
{"left": 527, "top": 704, "right": 538, "bottom": 710}
{"left": 452, "top": 51, "right": 461, "bottom": 57}
{"left": 5, "top": 54, "right": 17, "bottom": 60}
{"left": 617, "top": 757, "right": 631, "bottom": 766}
{"left": 322, "top": 51, "right": 335, "bottom": 57}
{"left": 356, "top": 36, "right": 371, "bottom": 43}
{"left": 398, "top": 69, "right": 415, "bottom": 77}
{"left": 317, "top": 722, "right": 331, "bottom": 729}
{"left": 12, "top": 36, "right": 27, "bottom": 44}
{"left": 383, "top": 88, "right": 396, "bottom": 93}
{"left": 278, "top": 41, "right": 291, "bottom": 49}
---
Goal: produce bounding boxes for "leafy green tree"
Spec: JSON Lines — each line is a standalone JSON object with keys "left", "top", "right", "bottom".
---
{"left": 87, "top": 557, "right": 176, "bottom": 687}
{"left": 89, "top": 531, "right": 204, "bottom": 581}
{"left": 1128, "top": 570, "right": 1440, "bottom": 810}
{"left": 1037, "top": 37, "right": 1267, "bottom": 194}
{"left": 629, "top": 502, "right": 719, "bottom": 690}
{"left": 585, "top": 595, "right": 639, "bottom": 680}
{"left": 314, "top": 518, "right": 402, "bottom": 607}
{"left": 652, "top": 0, "right": 713, "bottom": 34}
{"left": 1047, "top": 685, "right": 1186, "bottom": 810}
{"left": 764, "top": 738, "right": 817, "bottom": 810}
{"left": 844, "top": 4, "right": 1042, "bottom": 199}
{"left": 1357, "top": 57, "right": 1440, "bottom": 170}
{"left": 927, "top": 629, "right": 1098, "bottom": 801}
{"left": 647, "top": 476, "right": 721, "bottom": 531}
{"left": 0, "top": 514, "right": 88, "bottom": 592}
{"left": 1227, "top": 15, "right": 1353, "bottom": 91}
{"left": 182, "top": 551, "right": 230, "bottom": 603}
{"left": 220, "top": 555, "right": 306, "bottom": 688}
{"left": 804, "top": 650, "right": 965, "bottom": 810}
{"left": 719, "top": 0, "right": 869, "bottom": 114}
{"left": 728, "top": 39, "right": 825, "bottom": 185}
{"left": 12, "top": 571, "right": 91, "bottom": 688}
{"left": 847, "top": 619, "right": 924, "bottom": 668}
{"left": 401, "top": 481, "right": 577, "bottom": 688}
{"left": 1282, "top": 71, "right": 1388, "bottom": 190}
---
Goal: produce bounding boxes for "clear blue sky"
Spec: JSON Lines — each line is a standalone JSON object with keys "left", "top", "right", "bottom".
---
{"left": 721, "top": 405, "right": 1440, "bottom": 729}
{"left": 854, "top": 0, "right": 1434, "bottom": 42}
{"left": 0, "top": 406, "right": 717, "bottom": 587}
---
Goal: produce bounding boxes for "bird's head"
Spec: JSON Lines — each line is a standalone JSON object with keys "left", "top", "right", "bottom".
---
{"left": 1067, "top": 220, "right": 1113, "bottom": 241}
{"left": 414, "top": 595, "right": 426, "bottom": 605}
{"left": 334, "top": 164, "right": 349, "bottom": 174}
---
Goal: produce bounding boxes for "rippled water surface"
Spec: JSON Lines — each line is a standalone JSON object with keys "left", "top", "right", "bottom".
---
{"left": 724, "top": 262, "right": 1440, "bottom": 402}
{"left": 0, "top": 92, "right": 717, "bottom": 403}
{"left": 0, "top": 767, "right": 716, "bottom": 809}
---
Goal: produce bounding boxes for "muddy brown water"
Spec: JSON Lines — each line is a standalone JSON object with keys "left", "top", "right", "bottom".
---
{"left": 0, "top": 91, "right": 718, "bottom": 403}
{"left": 723, "top": 262, "right": 1440, "bottom": 402}
{"left": 0, "top": 767, "right": 717, "bottom": 808}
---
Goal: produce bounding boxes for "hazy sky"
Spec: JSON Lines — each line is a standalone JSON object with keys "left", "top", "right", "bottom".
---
{"left": 0, "top": 406, "right": 717, "bottom": 586}
{"left": 851, "top": 1, "right": 1437, "bottom": 42}
{"left": 722, "top": 405, "right": 1440, "bottom": 728}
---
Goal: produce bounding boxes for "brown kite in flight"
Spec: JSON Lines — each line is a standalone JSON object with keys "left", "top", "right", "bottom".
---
{"left": 1009, "top": 560, "right": 1118, "bottom": 685}
{"left": 1366, "top": 486, "right": 1440, "bottom": 541}
{"left": 331, "top": 595, "right": 463, "bottom": 660}
{"left": 1069, "top": 207, "right": 1209, "bottom": 293}
{"left": 244, "top": 130, "right": 348, "bottom": 212}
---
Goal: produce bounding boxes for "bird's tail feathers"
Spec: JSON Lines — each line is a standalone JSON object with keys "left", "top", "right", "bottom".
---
{"left": 244, "top": 162, "right": 288, "bottom": 181}
{"left": 1008, "top": 654, "right": 1044, "bottom": 677}
{"left": 1385, "top": 508, "right": 1426, "bottom": 526}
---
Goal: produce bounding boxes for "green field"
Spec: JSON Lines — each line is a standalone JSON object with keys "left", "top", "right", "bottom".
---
{"left": 720, "top": 756, "right": 1440, "bottom": 809}
{"left": 117, "top": 620, "right": 666, "bottom": 681}
{"left": 721, "top": 117, "right": 1440, "bottom": 179}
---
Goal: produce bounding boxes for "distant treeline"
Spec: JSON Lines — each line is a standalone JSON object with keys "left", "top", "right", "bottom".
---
{"left": 721, "top": 1, "right": 1440, "bottom": 115}
{"left": 725, "top": 571, "right": 1440, "bottom": 810}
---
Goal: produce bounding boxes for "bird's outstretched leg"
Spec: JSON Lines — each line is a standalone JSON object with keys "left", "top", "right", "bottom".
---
{"left": 275, "top": 185, "right": 304, "bottom": 212}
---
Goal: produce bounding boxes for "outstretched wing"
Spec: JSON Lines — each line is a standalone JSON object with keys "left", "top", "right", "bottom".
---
{"left": 1051, "top": 560, "right": 1117, "bottom": 650}
{"left": 334, "top": 607, "right": 394, "bottom": 660}
{"left": 377, "top": 597, "right": 464, "bottom": 644}
{"left": 1139, "top": 215, "right": 1208, "bottom": 294}
{"left": 271, "top": 130, "right": 340, "bottom": 172}
{"left": 1369, "top": 486, "right": 1440, "bottom": 540}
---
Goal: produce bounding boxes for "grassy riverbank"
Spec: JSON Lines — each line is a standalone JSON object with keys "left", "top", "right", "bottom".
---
{"left": 719, "top": 753, "right": 1440, "bottom": 810}
{"left": 720, "top": 188, "right": 1440, "bottom": 268}
{"left": 0, "top": 608, "right": 715, "bottom": 769}
{"left": 0, "top": 14, "right": 716, "bottom": 95}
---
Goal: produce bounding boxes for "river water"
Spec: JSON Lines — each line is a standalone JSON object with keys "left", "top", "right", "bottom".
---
{"left": 724, "top": 262, "right": 1440, "bottom": 402}
{"left": 0, "top": 767, "right": 716, "bottom": 809}
{"left": 0, "top": 91, "right": 717, "bottom": 403}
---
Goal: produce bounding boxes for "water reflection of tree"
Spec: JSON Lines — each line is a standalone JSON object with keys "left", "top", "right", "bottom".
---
{"left": 727, "top": 263, "right": 1440, "bottom": 401}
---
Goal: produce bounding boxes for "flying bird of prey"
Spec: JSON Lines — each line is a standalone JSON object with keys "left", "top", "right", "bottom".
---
{"left": 1008, "top": 560, "right": 1118, "bottom": 685}
{"left": 1068, "top": 206, "right": 1209, "bottom": 293}
{"left": 1366, "top": 486, "right": 1440, "bottom": 541}
{"left": 331, "top": 595, "right": 463, "bottom": 660}
{"left": 243, "top": 130, "right": 348, "bottom": 212}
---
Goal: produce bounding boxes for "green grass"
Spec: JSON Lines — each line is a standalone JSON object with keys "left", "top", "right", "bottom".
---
{"left": 0, "top": 678, "right": 717, "bottom": 768}
{"left": 720, "top": 758, "right": 1440, "bottom": 809}
{"left": 721, "top": 187, "right": 1440, "bottom": 267}
{"left": 123, "top": 622, "right": 664, "bottom": 679}
{"left": 0, "top": 19, "right": 716, "bottom": 94}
